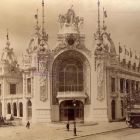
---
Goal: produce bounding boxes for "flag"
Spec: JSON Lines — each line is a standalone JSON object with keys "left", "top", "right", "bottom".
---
{"left": 6, "top": 33, "right": 9, "bottom": 40}
{"left": 35, "top": 14, "right": 38, "bottom": 19}
{"left": 125, "top": 48, "right": 129, "bottom": 56}
{"left": 104, "top": 10, "right": 107, "bottom": 18}
{"left": 130, "top": 49, "right": 132, "bottom": 58}
{"left": 135, "top": 55, "right": 138, "bottom": 60}
{"left": 119, "top": 45, "right": 122, "bottom": 53}
{"left": 135, "top": 51, "right": 138, "bottom": 60}
{"left": 6, "top": 28, "right": 9, "bottom": 40}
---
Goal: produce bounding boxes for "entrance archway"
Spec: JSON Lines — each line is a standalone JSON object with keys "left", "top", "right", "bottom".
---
{"left": 60, "top": 100, "right": 84, "bottom": 121}
{"left": 111, "top": 100, "right": 116, "bottom": 120}
{"left": 13, "top": 102, "right": 17, "bottom": 116}
{"left": 7, "top": 103, "right": 11, "bottom": 114}
{"left": 19, "top": 102, "right": 23, "bottom": 117}
{"left": 27, "top": 100, "right": 32, "bottom": 119}
{"left": 52, "top": 50, "right": 90, "bottom": 104}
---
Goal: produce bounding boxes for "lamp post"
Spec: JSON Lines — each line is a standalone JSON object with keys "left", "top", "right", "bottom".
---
{"left": 73, "top": 99, "right": 77, "bottom": 136}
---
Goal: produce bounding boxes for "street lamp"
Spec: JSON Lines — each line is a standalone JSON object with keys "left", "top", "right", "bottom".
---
{"left": 73, "top": 99, "right": 77, "bottom": 136}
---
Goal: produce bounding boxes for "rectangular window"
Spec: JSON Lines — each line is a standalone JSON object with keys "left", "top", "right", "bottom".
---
{"left": 111, "top": 78, "right": 115, "bottom": 92}
{"left": 10, "top": 84, "right": 16, "bottom": 94}
{"left": 120, "top": 78, "right": 124, "bottom": 93}
{"left": 27, "top": 78, "right": 31, "bottom": 94}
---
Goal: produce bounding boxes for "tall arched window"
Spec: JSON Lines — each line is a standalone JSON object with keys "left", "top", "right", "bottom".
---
{"left": 59, "top": 64, "right": 83, "bottom": 92}
{"left": 7, "top": 103, "right": 11, "bottom": 114}
{"left": 19, "top": 102, "right": 23, "bottom": 117}
{"left": 0, "top": 102, "right": 2, "bottom": 116}
{"left": 13, "top": 102, "right": 17, "bottom": 116}
{"left": 27, "top": 100, "right": 32, "bottom": 119}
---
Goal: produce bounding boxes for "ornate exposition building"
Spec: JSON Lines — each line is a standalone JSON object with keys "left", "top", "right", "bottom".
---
{"left": 0, "top": 1, "right": 140, "bottom": 123}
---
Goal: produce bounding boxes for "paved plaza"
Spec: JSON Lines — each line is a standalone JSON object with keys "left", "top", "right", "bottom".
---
{"left": 0, "top": 122, "right": 127, "bottom": 140}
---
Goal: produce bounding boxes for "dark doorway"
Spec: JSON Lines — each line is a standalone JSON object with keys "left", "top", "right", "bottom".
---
{"left": 68, "top": 108, "right": 74, "bottom": 120}
{"left": 13, "top": 103, "right": 17, "bottom": 116}
{"left": 7, "top": 103, "right": 11, "bottom": 114}
{"left": 27, "top": 100, "right": 32, "bottom": 119}
{"left": 111, "top": 100, "right": 116, "bottom": 120}
{"left": 60, "top": 100, "right": 84, "bottom": 121}
{"left": 19, "top": 102, "right": 23, "bottom": 117}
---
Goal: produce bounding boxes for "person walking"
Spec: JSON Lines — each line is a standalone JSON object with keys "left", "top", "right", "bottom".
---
{"left": 26, "top": 121, "right": 30, "bottom": 129}
{"left": 66, "top": 121, "right": 70, "bottom": 131}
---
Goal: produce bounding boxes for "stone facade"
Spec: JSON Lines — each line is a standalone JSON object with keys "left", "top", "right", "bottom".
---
{"left": 0, "top": 6, "right": 140, "bottom": 123}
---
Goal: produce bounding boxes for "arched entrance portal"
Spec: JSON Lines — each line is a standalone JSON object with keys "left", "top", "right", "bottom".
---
{"left": 13, "top": 103, "right": 17, "bottom": 116}
{"left": 111, "top": 100, "right": 116, "bottom": 120}
{"left": 7, "top": 103, "right": 11, "bottom": 114}
{"left": 52, "top": 50, "right": 90, "bottom": 122}
{"left": 19, "top": 102, "right": 23, "bottom": 117}
{"left": 60, "top": 100, "right": 84, "bottom": 121}
{"left": 27, "top": 100, "right": 32, "bottom": 120}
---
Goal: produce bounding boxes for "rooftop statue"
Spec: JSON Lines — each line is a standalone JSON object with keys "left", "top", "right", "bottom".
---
{"left": 58, "top": 5, "right": 84, "bottom": 33}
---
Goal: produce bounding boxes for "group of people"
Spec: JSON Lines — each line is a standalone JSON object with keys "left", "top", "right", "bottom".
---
{"left": 0, "top": 114, "right": 31, "bottom": 128}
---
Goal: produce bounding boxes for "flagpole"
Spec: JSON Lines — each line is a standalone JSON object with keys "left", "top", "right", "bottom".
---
{"left": 103, "top": 7, "right": 105, "bottom": 29}
{"left": 97, "top": 0, "right": 101, "bottom": 37}
{"left": 119, "top": 42, "right": 120, "bottom": 62}
{"left": 7, "top": 28, "right": 9, "bottom": 41}
{"left": 42, "top": 0, "right": 45, "bottom": 39}
{"left": 124, "top": 45, "right": 126, "bottom": 63}
{"left": 129, "top": 48, "right": 131, "bottom": 62}
{"left": 36, "top": 9, "right": 39, "bottom": 27}
{"left": 135, "top": 50, "right": 136, "bottom": 64}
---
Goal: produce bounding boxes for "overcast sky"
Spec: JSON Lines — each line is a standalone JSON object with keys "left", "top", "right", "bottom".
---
{"left": 0, "top": 0, "right": 140, "bottom": 63}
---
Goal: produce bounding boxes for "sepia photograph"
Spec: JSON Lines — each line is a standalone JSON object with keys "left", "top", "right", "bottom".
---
{"left": 0, "top": 0, "right": 140, "bottom": 139}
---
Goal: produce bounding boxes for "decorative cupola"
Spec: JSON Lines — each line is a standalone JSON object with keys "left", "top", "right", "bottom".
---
{"left": 1, "top": 30, "right": 19, "bottom": 73}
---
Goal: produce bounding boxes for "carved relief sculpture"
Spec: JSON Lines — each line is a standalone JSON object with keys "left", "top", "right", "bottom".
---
{"left": 96, "top": 59, "right": 105, "bottom": 101}
{"left": 38, "top": 53, "right": 48, "bottom": 102}
{"left": 40, "top": 75, "right": 47, "bottom": 102}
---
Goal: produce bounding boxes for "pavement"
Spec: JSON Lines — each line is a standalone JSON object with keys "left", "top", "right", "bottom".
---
{"left": 0, "top": 121, "right": 128, "bottom": 140}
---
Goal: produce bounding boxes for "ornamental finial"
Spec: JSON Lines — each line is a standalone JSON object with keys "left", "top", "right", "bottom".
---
{"left": 58, "top": 6, "right": 84, "bottom": 33}
{"left": 42, "top": 0, "right": 45, "bottom": 38}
